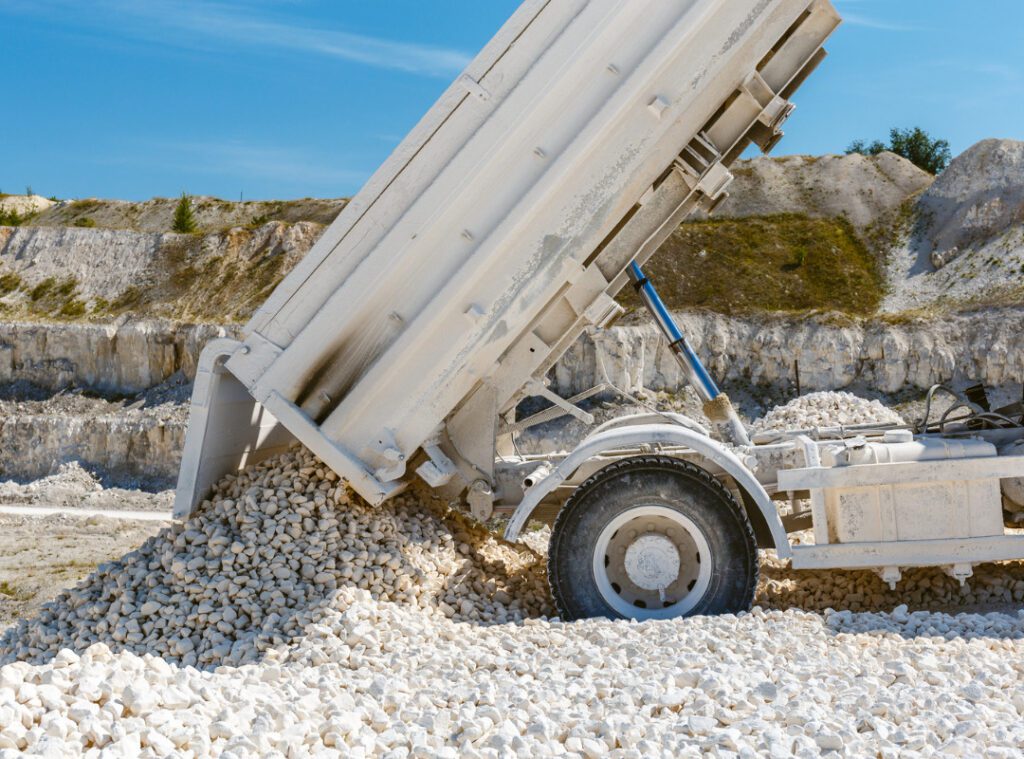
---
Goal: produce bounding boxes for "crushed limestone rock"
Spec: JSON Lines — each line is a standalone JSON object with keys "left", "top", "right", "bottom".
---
{"left": 0, "top": 446, "right": 551, "bottom": 669}
{"left": 754, "top": 391, "right": 905, "bottom": 432}
{"left": 4, "top": 397, "right": 1024, "bottom": 756}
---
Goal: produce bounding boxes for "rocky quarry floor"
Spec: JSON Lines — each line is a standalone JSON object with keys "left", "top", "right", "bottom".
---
{"left": 1, "top": 394, "right": 1023, "bottom": 756}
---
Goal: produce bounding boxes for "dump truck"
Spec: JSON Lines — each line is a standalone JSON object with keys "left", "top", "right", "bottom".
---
{"left": 175, "top": 0, "right": 1024, "bottom": 621}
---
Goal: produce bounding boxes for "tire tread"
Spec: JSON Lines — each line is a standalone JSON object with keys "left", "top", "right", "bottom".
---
{"left": 547, "top": 455, "right": 759, "bottom": 620}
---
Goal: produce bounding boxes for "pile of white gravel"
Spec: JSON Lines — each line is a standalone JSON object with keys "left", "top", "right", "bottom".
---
{"left": 1, "top": 595, "right": 1023, "bottom": 756}
{"left": 754, "top": 391, "right": 905, "bottom": 432}
{"left": 0, "top": 462, "right": 103, "bottom": 499}
{"left": 758, "top": 553, "right": 1024, "bottom": 615}
{"left": 1, "top": 447, "right": 550, "bottom": 670}
{"left": 3, "top": 397, "right": 1024, "bottom": 756}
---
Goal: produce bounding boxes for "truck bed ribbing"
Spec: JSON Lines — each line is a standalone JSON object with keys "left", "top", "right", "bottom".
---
{"left": 175, "top": 0, "right": 841, "bottom": 518}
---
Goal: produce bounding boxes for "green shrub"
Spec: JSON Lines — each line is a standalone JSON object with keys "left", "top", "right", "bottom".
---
{"left": 59, "top": 299, "right": 87, "bottom": 318}
{"left": 0, "top": 273, "right": 22, "bottom": 294}
{"left": 74, "top": 217, "right": 97, "bottom": 228}
{"left": 29, "top": 278, "right": 57, "bottom": 301}
{"left": 172, "top": 193, "right": 198, "bottom": 233}
{"left": 0, "top": 207, "right": 23, "bottom": 226}
{"left": 110, "top": 286, "right": 141, "bottom": 311}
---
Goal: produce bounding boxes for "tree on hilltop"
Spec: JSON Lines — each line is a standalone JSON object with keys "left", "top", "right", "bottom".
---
{"left": 172, "top": 193, "right": 197, "bottom": 233}
{"left": 847, "top": 127, "right": 952, "bottom": 174}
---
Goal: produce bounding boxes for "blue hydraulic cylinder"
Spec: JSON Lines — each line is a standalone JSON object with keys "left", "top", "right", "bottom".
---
{"left": 626, "top": 261, "right": 750, "bottom": 446}
{"left": 627, "top": 261, "right": 720, "bottom": 402}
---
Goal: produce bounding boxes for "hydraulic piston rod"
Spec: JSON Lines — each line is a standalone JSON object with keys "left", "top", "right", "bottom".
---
{"left": 627, "top": 261, "right": 751, "bottom": 446}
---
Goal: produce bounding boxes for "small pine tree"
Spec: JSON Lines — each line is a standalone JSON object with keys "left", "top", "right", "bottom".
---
{"left": 172, "top": 193, "right": 197, "bottom": 233}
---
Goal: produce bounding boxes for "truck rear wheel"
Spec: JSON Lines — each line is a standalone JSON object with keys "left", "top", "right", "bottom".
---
{"left": 548, "top": 456, "right": 758, "bottom": 621}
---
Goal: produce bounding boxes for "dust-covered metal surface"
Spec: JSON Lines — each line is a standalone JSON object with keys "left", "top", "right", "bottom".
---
{"left": 178, "top": 0, "right": 841, "bottom": 514}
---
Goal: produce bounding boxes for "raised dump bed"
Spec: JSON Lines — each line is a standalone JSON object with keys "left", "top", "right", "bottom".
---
{"left": 177, "top": 0, "right": 841, "bottom": 519}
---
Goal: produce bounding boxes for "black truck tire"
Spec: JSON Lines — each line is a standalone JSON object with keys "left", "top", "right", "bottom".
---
{"left": 548, "top": 455, "right": 758, "bottom": 621}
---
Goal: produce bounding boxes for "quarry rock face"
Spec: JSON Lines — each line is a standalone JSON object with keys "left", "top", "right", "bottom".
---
{"left": 0, "top": 409, "right": 184, "bottom": 487}
{"left": 917, "top": 139, "right": 1024, "bottom": 262}
{"left": 557, "top": 309, "right": 1024, "bottom": 396}
{"left": 0, "top": 221, "right": 323, "bottom": 320}
{"left": 0, "top": 308, "right": 1018, "bottom": 401}
{"left": 693, "top": 151, "right": 934, "bottom": 228}
{"left": 0, "top": 226, "right": 163, "bottom": 301}
{"left": 0, "top": 320, "right": 237, "bottom": 394}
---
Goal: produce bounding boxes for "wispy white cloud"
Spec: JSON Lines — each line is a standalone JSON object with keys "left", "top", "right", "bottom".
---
{"left": 174, "top": 140, "right": 370, "bottom": 185}
{"left": 958, "top": 62, "right": 1020, "bottom": 83}
{"left": 833, "top": 1, "right": 925, "bottom": 32}
{"left": 0, "top": 0, "right": 472, "bottom": 78}
{"left": 840, "top": 11, "right": 923, "bottom": 32}
{"left": 162, "top": 140, "right": 369, "bottom": 187}
{"left": 96, "top": 139, "right": 368, "bottom": 190}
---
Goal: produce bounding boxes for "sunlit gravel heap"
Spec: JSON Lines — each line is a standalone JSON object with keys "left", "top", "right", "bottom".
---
{"left": 1, "top": 599, "right": 1023, "bottom": 756}
{"left": 4, "top": 395, "right": 1024, "bottom": 756}
{"left": 754, "top": 390, "right": 905, "bottom": 431}
{"left": 1, "top": 447, "right": 551, "bottom": 669}
{"left": 0, "top": 462, "right": 102, "bottom": 498}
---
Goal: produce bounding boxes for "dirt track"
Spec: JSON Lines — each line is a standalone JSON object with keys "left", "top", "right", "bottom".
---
{"left": 0, "top": 512, "right": 165, "bottom": 627}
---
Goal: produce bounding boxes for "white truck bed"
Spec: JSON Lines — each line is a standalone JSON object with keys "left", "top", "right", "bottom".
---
{"left": 176, "top": 0, "right": 840, "bottom": 518}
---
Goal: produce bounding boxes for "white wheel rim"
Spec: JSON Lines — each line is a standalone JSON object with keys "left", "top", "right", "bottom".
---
{"left": 592, "top": 505, "right": 712, "bottom": 620}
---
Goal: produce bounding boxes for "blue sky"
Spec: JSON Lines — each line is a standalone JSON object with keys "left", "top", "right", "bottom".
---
{"left": 2, "top": 0, "right": 1022, "bottom": 201}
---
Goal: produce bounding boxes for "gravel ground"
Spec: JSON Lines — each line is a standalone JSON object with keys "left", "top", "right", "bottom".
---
{"left": 1, "top": 395, "right": 1024, "bottom": 756}
{"left": 0, "top": 463, "right": 173, "bottom": 513}
{"left": 0, "top": 378, "right": 190, "bottom": 421}
{"left": 1, "top": 572, "right": 1023, "bottom": 757}
{"left": 0, "top": 514, "right": 166, "bottom": 629}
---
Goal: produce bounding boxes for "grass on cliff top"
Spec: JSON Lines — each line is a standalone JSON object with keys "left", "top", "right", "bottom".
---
{"left": 621, "top": 213, "right": 884, "bottom": 316}
{"left": 1, "top": 211, "right": 884, "bottom": 325}
{"left": 30, "top": 197, "right": 345, "bottom": 234}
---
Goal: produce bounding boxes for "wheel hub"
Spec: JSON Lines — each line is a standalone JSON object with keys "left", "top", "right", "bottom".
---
{"left": 592, "top": 505, "right": 712, "bottom": 620}
{"left": 624, "top": 534, "right": 680, "bottom": 591}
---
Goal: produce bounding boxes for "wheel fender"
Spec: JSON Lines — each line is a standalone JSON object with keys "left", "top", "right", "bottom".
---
{"left": 503, "top": 423, "right": 791, "bottom": 558}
